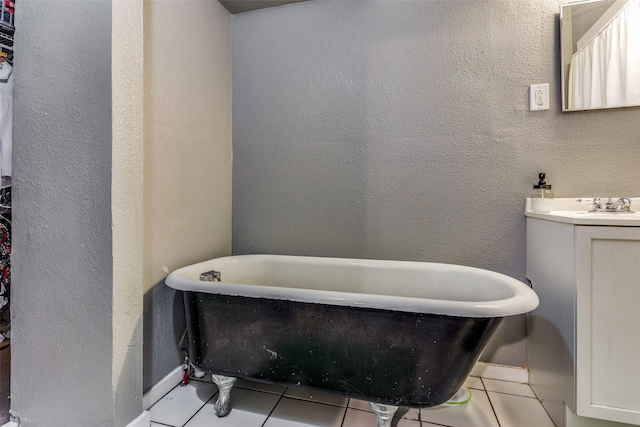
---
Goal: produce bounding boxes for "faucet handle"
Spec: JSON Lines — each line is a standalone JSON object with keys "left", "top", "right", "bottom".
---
{"left": 592, "top": 197, "right": 602, "bottom": 210}
{"left": 605, "top": 198, "right": 615, "bottom": 209}
{"left": 603, "top": 197, "right": 632, "bottom": 211}
{"left": 617, "top": 198, "right": 632, "bottom": 209}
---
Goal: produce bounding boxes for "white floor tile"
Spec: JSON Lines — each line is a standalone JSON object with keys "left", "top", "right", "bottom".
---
{"left": 348, "top": 399, "right": 373, "bottom": 412}
{"left": 482, "top": 378, "right": 536, "bottom": 398}
{"left": 149, "top": 381, "right": 218, "bottom": 427}
{"left": 264, "top": 397, "right": 346, "bottom": 427}
{"left": 284, "top": 387, "right": 348, "bottom": 407}
{"left": 150, "top": 423, "right": 167, "bottom": 427}
{"left": 234, "top": 378, "right": 287, "bottom": 395}
{"left": 465, "top": 376, "right": 484, "bottom": 390}
{"left": 394, "top": 407, "right": 420, "bottom": 421}
{"left": 487, "top": 391, "right": 555, "bottom": 427}
{"left": 420, "top": 390, "right": 500, "bottom": 427}
{"left": 343, "top": 408, "right": 420, "bottom": 426}
{"left": 346, "top": 399, "right": 419, "bottom": 421}
{"left": 184, "top": 388, "right": 281, "bottom": 427}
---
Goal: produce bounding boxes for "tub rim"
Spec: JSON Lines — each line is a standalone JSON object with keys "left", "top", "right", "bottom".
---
{"left": 165, "top": 254, "right": 539, "bottom": 318}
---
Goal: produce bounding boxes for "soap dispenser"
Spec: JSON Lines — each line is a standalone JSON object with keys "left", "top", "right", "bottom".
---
{"left": 531, "top": 173, "right": 553, "bottom": 213}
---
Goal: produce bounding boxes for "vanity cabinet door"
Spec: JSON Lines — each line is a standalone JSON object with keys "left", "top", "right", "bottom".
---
{"left": 575, "top": 226, "right": 640, "bottom": 425}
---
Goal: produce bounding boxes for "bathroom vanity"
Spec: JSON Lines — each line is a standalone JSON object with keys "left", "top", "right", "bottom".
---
{"left": 526, "top": 198, "right": 640, "bottom": 427}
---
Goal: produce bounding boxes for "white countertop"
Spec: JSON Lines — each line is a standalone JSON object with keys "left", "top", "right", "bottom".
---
{"left": 525, "top": 198, "right": 640, "bottom": 226}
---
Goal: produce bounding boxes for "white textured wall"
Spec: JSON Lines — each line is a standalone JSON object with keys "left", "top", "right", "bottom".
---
{"left": 143, "top": 0, "right": 233, "bottom": 390}
{"left": 232, "top": 0, "right": 640, "bottom": 367}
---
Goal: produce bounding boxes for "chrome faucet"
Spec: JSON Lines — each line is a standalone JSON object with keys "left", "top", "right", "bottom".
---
{"left": 606, "top": 197, "right": 632, "bottom": 211}
{"left": 200, "top": 270, "right": 222, "bottom": 282}
{"left": 589, "top": 197, "right": 633, "bottom": 213}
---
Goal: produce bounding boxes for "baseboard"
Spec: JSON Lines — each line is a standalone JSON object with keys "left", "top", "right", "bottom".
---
{"left": 470, "top": 362, "right": 529, "bottom": 383}
{"left": 125, "top": 410, "right": 150, "bottom": 427}
{"left": 143, "top": 365, "right": 183, "bottom": 410}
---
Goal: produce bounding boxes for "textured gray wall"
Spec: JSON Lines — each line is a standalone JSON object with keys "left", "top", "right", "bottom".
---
{"left": 12, "top": 1, "right": 116, "bottom": 426}
{"left": 232, "top": 0, "right": 640, "bottom": 367}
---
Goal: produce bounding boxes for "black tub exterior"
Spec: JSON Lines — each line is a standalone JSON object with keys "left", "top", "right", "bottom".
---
{"left": 184, "top": 291, "right": 502, "bottom": 408}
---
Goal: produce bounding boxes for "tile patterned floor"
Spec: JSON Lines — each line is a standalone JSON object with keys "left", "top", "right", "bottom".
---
{"left": 149, "top": 374, "right": 556, "bottom": 427}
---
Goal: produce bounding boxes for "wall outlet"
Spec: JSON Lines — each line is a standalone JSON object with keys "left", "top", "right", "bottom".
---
{"left": 529, "top": 84, "right": 549, "bottom": 111}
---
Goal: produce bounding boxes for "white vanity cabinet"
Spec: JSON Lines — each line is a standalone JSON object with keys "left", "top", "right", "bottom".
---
{"left": 526, "top": 199, "right": 640, "bottom": 427}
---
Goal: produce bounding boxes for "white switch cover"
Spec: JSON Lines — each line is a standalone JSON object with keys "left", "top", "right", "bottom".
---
{"left": 530, "top": 84, "right": 549, "bottom": 111}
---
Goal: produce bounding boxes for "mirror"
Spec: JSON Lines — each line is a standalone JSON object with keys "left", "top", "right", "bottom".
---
{"left": 560, "top": 0, "right": 640, "bottom": 111}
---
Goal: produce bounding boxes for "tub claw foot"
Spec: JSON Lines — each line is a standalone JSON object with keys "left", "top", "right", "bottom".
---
{"left": 212, "top": 374, "right": 236, "bottom": 417}
{"left": 369, "top": 402, "right": 398, "bottom": 427}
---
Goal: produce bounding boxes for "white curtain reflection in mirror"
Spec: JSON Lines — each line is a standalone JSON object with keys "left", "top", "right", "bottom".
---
{"left": 568, "top": 0, "right": 640, "bottom": 110}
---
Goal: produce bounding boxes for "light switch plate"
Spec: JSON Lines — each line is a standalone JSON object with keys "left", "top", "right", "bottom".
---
{"left": 530, "top": 84, "right": 549, "bottom": 111}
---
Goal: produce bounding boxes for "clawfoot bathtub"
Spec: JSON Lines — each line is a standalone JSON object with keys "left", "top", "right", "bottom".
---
{"left": 166, "top": 255, "right": 539, "bottom": 427}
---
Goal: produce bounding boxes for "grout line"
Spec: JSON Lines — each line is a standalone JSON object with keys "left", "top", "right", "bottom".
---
{"left": 471, "top": 363, "right": 528, "bottom": 384}
{"left": 262, "top": 394, "right": 351, "bottom": 426}
{"left": 281, "top": 389, "right": 348, "bottom": 407}
{"left": 339, "top": 400, "right": 349, "bottom": 427}
{"left": 528, "top": 382, "right": 541, "bottom": 400}
{"left": 181, "top": 391, "right": 218, "bottom": 427}
{"left": 343, "top": 405, "right": 422, "bottom": 425}
{"left": 144, "top": 366, "right": 184, "bottom": 410}
{"left": 482, "top": 379, "right": 502, "bottom": 427}
{"left": 539, "top": 399, "right": 555, "bottom": 424}
{"left": 234, "top": 384, "right": 286, "bottom": 395}
{"left": 419, "top": 405, "right": 459, "bottom": 427}
{"left": 192, "top": 375, "right": 287, "bottom": 395}
{"left": 148, "top": 382, "right": 181, "bottom": 411}
{"left": 525, "top": 381, "right": 556, "bottom": 422}
{"left": 484, "top": 389, "right": 538, "bottom": 399}
{"left": 261, "top": 392, "right": 285, "bottom": 427}
{"left": 481, "top": 378, "right": 540, "bottom": 399}
{"left": 279, "top": 395, "right": 351, "bottom": 410}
